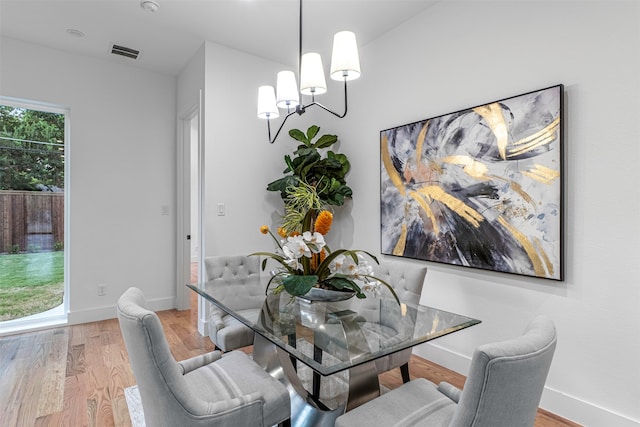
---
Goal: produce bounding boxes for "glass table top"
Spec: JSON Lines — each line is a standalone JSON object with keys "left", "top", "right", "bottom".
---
{"left": 188, "top": 284, "right": 480, "bottom": 376}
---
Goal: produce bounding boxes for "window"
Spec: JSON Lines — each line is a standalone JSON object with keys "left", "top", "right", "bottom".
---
{"left": 0, "top": 97, "right": 68, "bottom": 328}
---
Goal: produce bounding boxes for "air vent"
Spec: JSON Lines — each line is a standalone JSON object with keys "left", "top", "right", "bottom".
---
{"left": 110, "top": 44, "right": 140, "bottom": 60}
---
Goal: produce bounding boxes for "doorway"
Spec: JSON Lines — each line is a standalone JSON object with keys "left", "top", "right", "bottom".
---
{"left": 176, "top": 104, "right": 203, "bottom": 313}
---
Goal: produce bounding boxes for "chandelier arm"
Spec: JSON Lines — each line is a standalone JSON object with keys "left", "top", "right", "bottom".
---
{"left": 267, "top": 110, "right": 300, "bottom": 144}
{"left": 304, "top": 78, "right": 349, "bottom": 119}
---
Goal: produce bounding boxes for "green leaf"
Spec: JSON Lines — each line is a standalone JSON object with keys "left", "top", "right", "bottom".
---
{"left": 266, "top": 176, "right": 298, "bottom": 194}
{"left": 289, "top": 128, "right": 309, "bottom": 145}
{"left": 306, "top": 125, "right": 320, "bottom": 141}
{"left": 282, "top": 275, "right": 319, "bottom": 296}
{"left": 294, "top": 146, "right": 316, "bottom": 157}
{"left": 283, "top": 154, "right": 294, "bottom": 173}
{"left": 292, "top": 151, "right": 321, "bottom": 176}
{"left": 313, "top": 134, "right": 338, "bottom": 149}
{"left": 323, "top": 276, "right": 357, "bottom": 291}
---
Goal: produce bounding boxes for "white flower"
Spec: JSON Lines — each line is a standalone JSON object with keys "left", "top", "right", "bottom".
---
{"left": 362, "top": 280, "right": 382, "bottom": 297}
{"left": 302, "top": 231, "right": 326, "bottom": 254}
{"left": 329, "top": 254, "right": 346, "bottom": 274}
{"left": 285, "top": 235, "right": 311, "bottom": 259}
{"left": 282, "top": 245, "right": 302, "bottom": 270}
{"left": 334, "top": 254, "right": 373, "bottom": 279}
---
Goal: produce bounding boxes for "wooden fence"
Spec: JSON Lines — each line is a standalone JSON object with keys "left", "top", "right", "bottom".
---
{"left": 0, "top": 190, "right": 64, "bottom": 253}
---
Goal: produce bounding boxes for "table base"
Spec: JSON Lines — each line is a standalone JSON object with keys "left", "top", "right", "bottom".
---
{"left": 252, "top": 334, "right": 380, "bottom": 426}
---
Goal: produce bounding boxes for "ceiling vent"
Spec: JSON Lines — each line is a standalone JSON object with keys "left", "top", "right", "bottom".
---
{"left": 110, "top": 44, "right": 140, "bottom": 60}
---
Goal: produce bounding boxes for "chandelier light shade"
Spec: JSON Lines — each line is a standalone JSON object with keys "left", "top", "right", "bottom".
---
{"left": 276, "top": 71, "right": 300, "bottom": 110}
{"left": 257, "top": 85, "right": 279, "bottom": 119}
{"left": 300, "top": 53, "right": 327, "bottom": 96}
{"left": 330, "top": 31, "right": 361, "bottom": 81}
{"left": 257, "top": 0, "right": 361, "bottom": 143}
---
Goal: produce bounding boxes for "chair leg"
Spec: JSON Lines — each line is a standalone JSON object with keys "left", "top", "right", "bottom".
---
{"left": 288, "top": 334, "right": 297, "bottom": 372}
{"left": 400, "top": 362, "right": 411, "bottom": 383}
{"left": 312, "top": 344, "right": 323, "bottom": 398}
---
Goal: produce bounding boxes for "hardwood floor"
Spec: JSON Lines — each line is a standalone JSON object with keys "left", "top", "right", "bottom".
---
{"left": 0, "top": 294, "right": 581, "bottom": 426}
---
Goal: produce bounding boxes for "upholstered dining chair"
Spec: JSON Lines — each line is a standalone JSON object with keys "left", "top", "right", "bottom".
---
{"left": 364, "top": 261, "right": 427, "bottom": 382}
{"left": 310, "top": 261, "right": 427, "bottom": 397}
{"left": 117, "top": 287, "right": 291, "bottom": 427}
{"left": 335, "top": 315, "right": 557, "bottom": 427}
{"left": 204, "top": 255, "right": 265, "bottom": 351}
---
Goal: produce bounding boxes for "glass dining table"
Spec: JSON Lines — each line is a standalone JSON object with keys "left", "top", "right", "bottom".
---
{"left": 187, "top": 284, "right": 480, "bottom": 427}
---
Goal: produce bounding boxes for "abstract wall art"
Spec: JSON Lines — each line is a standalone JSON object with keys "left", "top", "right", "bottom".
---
{"left": 380, "top": 85, "right": 563, "bottom": 280}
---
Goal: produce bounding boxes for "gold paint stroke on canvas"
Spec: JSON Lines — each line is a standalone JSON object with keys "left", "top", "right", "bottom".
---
{"left": 533, "top": 236, "right": 554, "bottom": 277}
{"left": 381, "top": 134, "right": 406, "bottom": 196}
{"left": 409, "top": 191, "right": 440, "bottom": 234}
{"left": 473, "top": 103, "right": 509, "bottom": 160}
{"left": 497, "top": 216, "right": 546, "bottom": 277}
{"left": 393, "top": 223, "right": 408, "bottom": 256}
{"left": 414, "top": 186, "right": 484, "bottom": 228}
{"left": 508, "top": 180, "right": 535, "bottom": 206}
{"left": 507, "top": 117, "right": 560, "bottom": 158}
{"left": 522, "top": 164, "right": 560, "bottom": 184}
{"left": 442, "top": 155, "right": 489, "bottom": 180}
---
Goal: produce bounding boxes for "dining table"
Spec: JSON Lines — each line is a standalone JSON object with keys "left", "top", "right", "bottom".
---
{"left": 187, "top": 283, "right": 480, "bottom": 427}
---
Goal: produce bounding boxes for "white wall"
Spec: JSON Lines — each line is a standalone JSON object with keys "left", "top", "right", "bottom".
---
{"left": 0, "top": 37, "right": 178, "bottom": 321}
{"left": 193, "top": 2, "right": 639, "bottom": 424}
{"left": 2, "top": 0, "right": 636, "bottom": 423}
{"left": 337, "top": 1, "right": 639, "bottom": 426}
{"left": 200, "top": 41, "right": 320, "bottom": 258}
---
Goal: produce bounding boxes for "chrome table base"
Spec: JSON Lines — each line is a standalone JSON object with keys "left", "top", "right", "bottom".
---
{"left": 252, "top": 334, "right": 380, "bottom": 426}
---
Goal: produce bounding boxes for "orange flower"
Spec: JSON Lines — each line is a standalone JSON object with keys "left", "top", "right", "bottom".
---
{"left": 314, "top": 210, "right": 333, "bottom": 235}
{"left": 260, "top": 225, "right": 269, "bottom": 234}
{"left": 277, "top": 227, "right": 287, "bottom": 238}
{"left": 290, "top": 231, "right": 301, "bottom": 237}
{"left": 310, "top": 249, "right": 327, "bottom": 272}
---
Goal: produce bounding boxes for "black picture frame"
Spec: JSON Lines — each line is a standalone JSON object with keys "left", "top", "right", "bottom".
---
{"left": 380, "top": 85, "right": 564, "bottom": 281}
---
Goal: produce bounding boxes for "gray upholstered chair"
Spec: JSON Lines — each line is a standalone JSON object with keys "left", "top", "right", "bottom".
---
{"left": 310, "top": 261, "right": 427, "bottom": 396}
{"left": 365, "top": 261, "right": 427, "bottom": 382}
{"left": 117, "top": 287, "right": 290, "bottom": 427}
{"left": 204, "top": 255, "right": 265, "bottom": 351}
{"left": 335, "top": 315, "right": 557, "bottom": 427}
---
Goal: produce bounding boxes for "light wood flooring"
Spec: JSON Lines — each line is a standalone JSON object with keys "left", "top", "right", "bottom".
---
{"left": 0, "top": 292, "right": 581, "bottom": 426}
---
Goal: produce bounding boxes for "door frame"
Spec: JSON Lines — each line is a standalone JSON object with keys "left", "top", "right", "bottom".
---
{"left": 176, "top": 95, "right": 204, "bottom": 312}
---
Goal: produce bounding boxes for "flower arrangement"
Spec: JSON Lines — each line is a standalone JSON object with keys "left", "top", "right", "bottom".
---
{"left": 251, "top": 209, "right": 400, "bottom": 304}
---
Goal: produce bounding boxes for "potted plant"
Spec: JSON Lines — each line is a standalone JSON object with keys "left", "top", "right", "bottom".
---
{"left": 266, "top": 125, "right": 352, "bottom": 234}
{"left": 255, "top": 126, "right": 399, "bottom": 304}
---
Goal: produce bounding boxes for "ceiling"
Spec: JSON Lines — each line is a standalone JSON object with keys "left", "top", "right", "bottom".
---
{"left": 0, "top": 0, "right": 438, "bottom": 76}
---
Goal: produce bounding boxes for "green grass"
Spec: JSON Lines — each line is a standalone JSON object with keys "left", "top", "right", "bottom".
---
{"left": 0, "top": 251, "right": 64, "bottom": 321}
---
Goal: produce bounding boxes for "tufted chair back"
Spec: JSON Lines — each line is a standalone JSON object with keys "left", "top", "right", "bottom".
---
{"left": 203, "top": 255, "right": 267, "bottom": 351}
{"left": 349, "top": 260, "right": 427, "bottom": 380}
{"left": 204, "top": 255, "right": 265, "bottom": 312}
{"left": 373, "top": 261, "right": 427, "bottom": 304}
{"left": 354, "top": 261, "right": 427, "bottom": 322}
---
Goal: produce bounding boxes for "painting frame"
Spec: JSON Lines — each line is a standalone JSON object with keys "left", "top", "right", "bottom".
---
{"left": 380, "top": 85, "right": 564, "bottom": 281}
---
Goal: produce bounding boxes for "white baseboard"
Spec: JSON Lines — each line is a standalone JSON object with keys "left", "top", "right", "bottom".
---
{"left": 413, "top": 343, "right": 639, "bottom": 427}
{"left": 67, "top": 296, "right": 176, "bottom": 325}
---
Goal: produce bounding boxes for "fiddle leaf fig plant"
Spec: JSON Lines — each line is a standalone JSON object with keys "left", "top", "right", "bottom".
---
{"left": 267, "top": 125, "right": 353, "bottom": 211}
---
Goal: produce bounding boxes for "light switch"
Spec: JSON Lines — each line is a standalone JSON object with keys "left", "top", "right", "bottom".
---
{"left": 217, "top": 203, "right": 225, "bottom": 216}
{"left": 160, "top": 205, "right": 169, "bottom": 215}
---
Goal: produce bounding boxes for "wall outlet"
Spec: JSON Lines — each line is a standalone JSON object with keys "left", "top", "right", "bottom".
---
{"left": 98, "top": 284, "right": 107, "bottom": 296}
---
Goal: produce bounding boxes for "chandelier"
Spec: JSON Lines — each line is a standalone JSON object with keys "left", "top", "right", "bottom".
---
{"left": 257, "top": 0, "right": 361, "bottom": 144}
